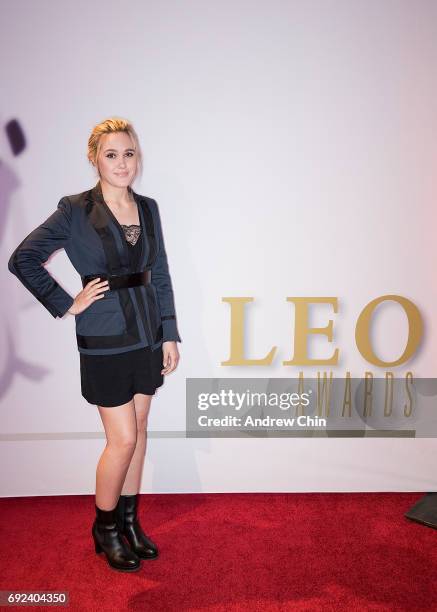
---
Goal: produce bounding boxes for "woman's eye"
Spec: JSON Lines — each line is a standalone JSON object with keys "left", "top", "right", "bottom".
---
{"left": 106, "top": 152, "right": 134, "bottom": 159}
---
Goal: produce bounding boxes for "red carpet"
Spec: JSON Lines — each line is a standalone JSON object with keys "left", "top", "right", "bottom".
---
{"left": 0, "top": 493, "right": 436, "bottom": 611}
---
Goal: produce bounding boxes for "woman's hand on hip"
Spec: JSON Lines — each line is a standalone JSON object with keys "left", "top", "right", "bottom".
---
{"left": 161, "top": 341, "right": 180, "bottom": 375}
{"left": 67, "top": 277, "right": 110, "bottom": 316}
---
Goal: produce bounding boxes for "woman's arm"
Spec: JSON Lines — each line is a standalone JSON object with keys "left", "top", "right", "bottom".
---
{"left": 7, "top": 196, "right": 75, "bottom": 318}
{"left": 150, "top": 198, "right": 182, "bottom": 343}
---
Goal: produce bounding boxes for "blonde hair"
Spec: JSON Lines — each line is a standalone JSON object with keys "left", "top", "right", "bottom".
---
{"left": 87, "top": 116, "right": 143, "bottom": 183}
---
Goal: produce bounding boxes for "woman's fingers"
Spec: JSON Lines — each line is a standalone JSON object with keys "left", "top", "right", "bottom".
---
{"left": 84, "top": 278, "right": 110, "bottom": 304}
{"left": 161, "top": 346, "right": 179, "bottom": 374}
{"left": 86, "top": 278, "right": 110, "bottom": 299}
{"left": 71, "top": 278, "right": 110, "bottom": 314}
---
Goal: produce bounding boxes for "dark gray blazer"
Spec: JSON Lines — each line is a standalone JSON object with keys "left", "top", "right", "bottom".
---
{"left": 8, "top": 180, "right": 181, "bottom": 355}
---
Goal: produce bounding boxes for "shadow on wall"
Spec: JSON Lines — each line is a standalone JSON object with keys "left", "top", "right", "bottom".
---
{"left": 1, "top": 118, "right": 52, "bottom": 401}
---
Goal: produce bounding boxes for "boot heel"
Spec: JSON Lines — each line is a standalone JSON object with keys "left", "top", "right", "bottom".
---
{"left": 94, "top": 538, "right": 103, "bottom": 554}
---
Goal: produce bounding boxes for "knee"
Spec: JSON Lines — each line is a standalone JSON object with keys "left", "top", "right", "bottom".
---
{"left": 108, "top": 434, "right": 137, "bottom": 456}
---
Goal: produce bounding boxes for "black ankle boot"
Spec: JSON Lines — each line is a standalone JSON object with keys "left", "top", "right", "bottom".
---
{"left": 116, "top": 494, "right": 159, "bottom": 560}
{"left": 92, "top": 503, "right": 141, "bottom": 572}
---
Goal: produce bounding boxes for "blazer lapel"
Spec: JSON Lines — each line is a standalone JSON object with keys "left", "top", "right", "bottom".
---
{"left": 132, "top": 191, "right": 158, "bottom": 270}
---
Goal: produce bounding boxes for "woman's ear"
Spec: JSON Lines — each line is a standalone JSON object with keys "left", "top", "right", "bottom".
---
{"left": 90, "top": 159, "right": 99, "bottom": 177}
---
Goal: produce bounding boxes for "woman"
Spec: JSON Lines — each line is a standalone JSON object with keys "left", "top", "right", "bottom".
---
{"left": 7, "top": 117, "right": 181, "bottom": 572}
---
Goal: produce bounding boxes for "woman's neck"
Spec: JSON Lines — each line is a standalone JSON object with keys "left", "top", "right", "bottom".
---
{"left": 99, "top": 179, "right": 133, "bottom": 209}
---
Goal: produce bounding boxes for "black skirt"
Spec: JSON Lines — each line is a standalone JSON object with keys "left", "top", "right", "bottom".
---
{"left": 80, "top": 344, "right": 164, "bottom": 407}
{"left": 79, "top": 221, "right": 164, "bottom": 408}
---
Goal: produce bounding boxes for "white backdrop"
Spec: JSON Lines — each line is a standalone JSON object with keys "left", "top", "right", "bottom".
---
{"left": 1, "top": 0, "right": 437, "bottom": 496}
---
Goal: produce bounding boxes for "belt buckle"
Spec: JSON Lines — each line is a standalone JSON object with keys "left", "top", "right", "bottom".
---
{"left": 107, "top": 274, "right": 121, "bottom": 291}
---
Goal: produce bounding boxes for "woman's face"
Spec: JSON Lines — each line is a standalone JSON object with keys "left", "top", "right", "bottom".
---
{"left": 96, "top": 131, "right": 138, "bottom": 188}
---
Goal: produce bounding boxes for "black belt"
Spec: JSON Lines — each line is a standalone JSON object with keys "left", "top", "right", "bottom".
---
{"left": 81, "top": 270, "right": 151, "bottom": 291}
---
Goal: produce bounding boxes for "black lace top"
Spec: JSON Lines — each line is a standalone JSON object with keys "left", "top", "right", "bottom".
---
{"left": 121, "top": 224, "right": 141, "bottom": 246}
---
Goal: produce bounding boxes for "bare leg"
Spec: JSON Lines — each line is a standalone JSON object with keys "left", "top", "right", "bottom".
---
{"left": 95, "top": 398, "right": 137, "bottom": 510}
{"left": 121, "top": 393, "right": 153, "bottom": 495}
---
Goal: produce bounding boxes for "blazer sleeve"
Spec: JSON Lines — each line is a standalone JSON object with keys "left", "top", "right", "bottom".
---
{"left": 7, "top": 196, "right": 75, "bottom": 319}
{"left": 150, "top": 198, "right": 182, "bottom": 343}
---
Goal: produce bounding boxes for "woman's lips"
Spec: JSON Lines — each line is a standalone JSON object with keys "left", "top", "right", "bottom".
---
{"left": 115, "top": 172, "right": 128, "bottom": 176}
